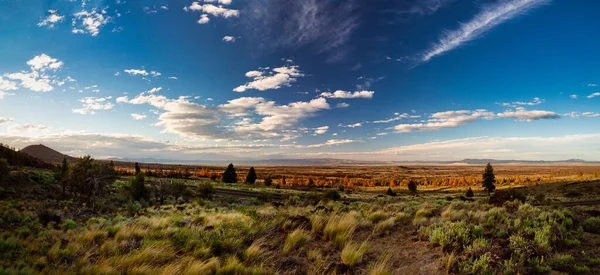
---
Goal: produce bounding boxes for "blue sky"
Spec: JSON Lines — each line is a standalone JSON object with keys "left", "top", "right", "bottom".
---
{"left": 0, "top": 0, "right": 599, "bottom": 161}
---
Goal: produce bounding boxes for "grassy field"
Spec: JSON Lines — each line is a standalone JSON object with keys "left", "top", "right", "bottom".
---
{"left": 2, "top": 165, "right": 600, "bottom": 274}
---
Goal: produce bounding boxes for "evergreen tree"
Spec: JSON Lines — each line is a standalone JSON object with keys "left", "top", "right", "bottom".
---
{"left": 408, "top": 179, "right": 417, "bottom": 194}
{"left": 222, "top": 163, "right": 237, "bottom": 183}
{"left": 264, "top": 175, "right": 273, "bottom": 186}
{"left": 245, "top": 167, "right": 257, "bottom": 184}
{"left": 130, "top": 172, "right": 148, "bottom": 202}
{"left": 135, "top": 162, "right": 141, "bottom": 175}
{"left": 59, "top": 157, "right": 70, "bottom": 195}
{"left": 466, "top": 187, "right": 474, "bottom": 198}
{"left": 482, "top": 163, "right": 496, "bottom": 195}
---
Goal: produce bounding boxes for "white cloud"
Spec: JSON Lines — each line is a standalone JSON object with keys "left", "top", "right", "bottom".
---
{"left": 306, "top": 139, "right": 357, "bottom": 148}
{"left": 114, "top": 72, "right": 121, "bottom": 76}
{"left": 186, "top": 2, "right": 238, "bottom": 24}
{"left": 587, "top": 83, "right": 598, "bottom": 87}
{"left": 131, "top": 113, "right": 147, "bottom": 120}
{"left": 26, "top": 54, "right": 63, "bottom": 71}
{"left": 9, "top": 124, "right": 51, "bottom": 132}
{"left": 72, "top": 9, "right": 111, "bottom": 36}
{"left": 422, "top": 0, "right": 548, "bottom": 62}
{"left": 372, "top": 113, "right": 420, "bottom": 123}
{"left": 320, "top": 90, "right": 374, "bottom": 99}
{"left": 339, "top": 122, "right": 362, "bottom": 128}
{"left": 72, "top": 96, "right": 114, "bottom": 115}
{"left": 146, "top": 87, "right": 162, "bottom": 94}
{"left": 497, "top": 108, "right": 560, "bottom": 121}
{"left": 4, "top": 54, "right": 64, "bottom": 93}
{"left": 564, "top": 112, "right": 600, "bottom": 118}
{"left": 499, "top": 97, "right": 543, "bottom": 108}
{"left": 197, "top": 14, "right": 210, "bottom": 24}
{"left": 124, "top": 69, "right": 149, "bottom": 76}
{"left": 234, "top": 65, "right": 304, "bottom": 92}
{"left": 0, "top": 117, "right": 14, "bottom": 125}
{"left": 570, "top": 94, "right": 578, "bottom": 99}
{"left": 222, "top": 36, "right": 236, "bottom": 42}
{"left": 150, "top": 71, "right": 161, "bottom": 77}
{"left": 168, "top": 76, "right": 178, "bottom": 80}
{"left": 38, "top": 10, "right": 64, "bottom": 28}
{"left": 0, "top": 77, "right": 18, "bottom": 99}
{"left": 587, "top": 92, "right": 600, "bottom": 99}
{"left": 313, "top": 126, "right": 329, "bottom": 135}
{"left": 335, "top": 102, "right": 350, "bottom": 108}
{"left": 393, "top": 109, "right": 494, "bottom": 133}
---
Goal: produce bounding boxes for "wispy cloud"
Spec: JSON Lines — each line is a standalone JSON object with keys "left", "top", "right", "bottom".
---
{"left": 422, "top": 0, "right": 549, "bottom": 62}
{"left": 588, "top": 92, "right": 600, "bottom": 99}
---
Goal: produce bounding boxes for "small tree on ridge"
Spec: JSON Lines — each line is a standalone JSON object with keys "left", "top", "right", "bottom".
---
{"left": 245, "top": 167, "right": 257, "bottom": 184}
{"left": 482, "top": 163, "right": 496, "bottom": 195}
{"left": 222, "top": 163, "right": 237, "bottom": 183}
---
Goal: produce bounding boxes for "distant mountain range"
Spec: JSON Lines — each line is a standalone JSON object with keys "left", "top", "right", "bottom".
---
{"left": 17, "top": 144, "right": 600, "bottom": 166}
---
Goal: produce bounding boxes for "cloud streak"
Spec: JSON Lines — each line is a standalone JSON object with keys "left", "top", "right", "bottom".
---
{"left": 422, "top": 0, "right": 549, "bottom": 62}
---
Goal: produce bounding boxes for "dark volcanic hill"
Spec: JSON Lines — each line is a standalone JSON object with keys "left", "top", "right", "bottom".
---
{"left": 20, "top": 144, "right": 77, "bottom": 164}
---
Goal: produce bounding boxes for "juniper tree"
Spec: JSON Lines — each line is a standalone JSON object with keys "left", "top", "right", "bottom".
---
{"left": 466, "top": 187, "right": 474, "bottom": 198}
{"left": 222, "top": 163, "right": 237, "bottom": 183}
{"left": 59, "top": 157, "right": 69, "bottom": 195}
{"left": 130, "top": 172, "right": 148, "bottom": 202}
{"left": 135, "top": 162, "right": 141, "bottom": 175}
{"left": 482, "top": 163, "right": 496, "bottom": 195}
{"left": 245, "top": 167, "right": 257, "bottom": 184}
{"left": 408, "top": 179, "right": 417, "bottom": 195}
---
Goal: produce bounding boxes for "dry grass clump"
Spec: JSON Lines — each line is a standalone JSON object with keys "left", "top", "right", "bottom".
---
{"left": 367, "top": 253, "right": 392, "bottom": 275}
{"left": 369, "top": 211, "right": 389, "bottom": 224}
{"left": 111, "top": 241, "right": 177, "bottom": 268}
{"left": 243, "top": 239, "right": 266, "bottom": 263}
{"left": 373, "top": 217, "right": 395, "bottom": 236}
{"left": 341, "top": 240, "right": 369, "bottom": 267}
{"left": 283, "top": 229, "right": 311, "bottom": 254}
{"left": 323, "top": 213, "right": 358, "bottom": 249}
{"left": 183, "top": 257, "right": 220, "bottom": 275}
{"left": 310, "top": 213, "right": 327, "bottom": 234}
{"left": 441, "top": 205, "right": 466, "bottom": 221}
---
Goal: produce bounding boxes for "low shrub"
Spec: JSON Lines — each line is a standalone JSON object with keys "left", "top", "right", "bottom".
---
{"left": 61, "top": 219, "right": 77, "bottom": 231}
{"left": 551, "top": 253, "right": 575, "bottom": 271}
{"left": 583, "top": 217, "right": 600, "bottom": 234}
{"left": 323, "top": 190, "right": 341, "bottom": 201}
{"left": 489, "top": 189, "right": 526, "bottom": 206}
{"left": 428, "top": 221, "right": 471, "bottom": 252}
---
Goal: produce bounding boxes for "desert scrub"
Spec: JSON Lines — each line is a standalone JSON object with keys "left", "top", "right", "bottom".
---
{"left": 341, "top": 240, "right": 369, "bottom": 268}
{"left": 484, "top": 207, "right": 508, "bottom": 228}
{"left": 551, "top": 253, "right": 575, "bottom": 271}
{"left": 583, "top": 217, "right": 600, "bottom": 234}
{"left": 372, "top": 217, "right": 395, "bottom": 236}
{"left": 458, "top": 253, "right": 492, "bottom": 274}
{"left": 323, "top": 213, "right": 358, "bottom": 249}
{"left": 283, "top": 229, "right": 311, "bottom": 254}
{"left": 426, "top": 221, "right": 471, "bottom": 252}
{"left": 61, "top": 219, "right": 77, "bottom": 231}
{"left": 183, "top": 257, "right": 220, "bottom": 275}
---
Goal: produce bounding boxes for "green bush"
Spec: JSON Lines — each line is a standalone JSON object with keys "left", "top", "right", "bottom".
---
{"left": 0, "top": 237, "right": 23, "bottom": 258}
{"left": 197, "top": 182, "right": 215, "bottom": 199}
{"left": 129, "top": 172, "right": 148, "bottom": 201}
{"left": 583, "top": 217, "right": 600, "bottom": 234}
{"left": 26, "top": 170, "right": 56, "bottom": 185}
{"left": 62, "top": 219, "right": 77, "bottom": 231}
{"left": 428, "top": 221, "right": 471, "bottom": 252}
{"left": 551, "top": 254, "right": 574, "bottom": 271}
